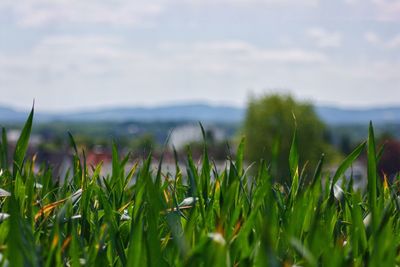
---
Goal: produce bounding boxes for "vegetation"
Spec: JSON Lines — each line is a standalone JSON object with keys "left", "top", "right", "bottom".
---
{"left": 244, "top": 94, "right": 334, "bottom": 182}
{"left": 0, "top": 108, "right": 399, "bottom": 266}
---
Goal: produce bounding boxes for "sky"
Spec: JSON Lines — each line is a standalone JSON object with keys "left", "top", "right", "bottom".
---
{"left": 0, "top": 0, "right": 399, "bottom": 112}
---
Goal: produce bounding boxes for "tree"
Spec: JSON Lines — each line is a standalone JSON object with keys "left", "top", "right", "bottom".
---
{"left": 244, "top": 94, "right": 331, "bottom": 182}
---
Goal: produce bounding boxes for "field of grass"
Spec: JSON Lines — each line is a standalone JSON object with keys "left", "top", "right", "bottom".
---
{"left": 0, "top": 108, "right": 399, "bottom": 266}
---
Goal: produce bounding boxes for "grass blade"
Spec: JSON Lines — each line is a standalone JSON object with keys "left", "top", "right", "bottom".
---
{"left": 12, "top": 106, "right": 34, "bottom": 178}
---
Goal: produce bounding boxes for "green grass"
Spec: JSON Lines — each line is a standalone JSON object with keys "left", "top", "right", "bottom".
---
{"left": 0, "top": 108, "right": 399, "bottom": 266}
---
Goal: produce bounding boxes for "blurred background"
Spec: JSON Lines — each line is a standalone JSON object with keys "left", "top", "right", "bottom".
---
{"left": 0, "top": 0, "right": 399, "bottom": 182}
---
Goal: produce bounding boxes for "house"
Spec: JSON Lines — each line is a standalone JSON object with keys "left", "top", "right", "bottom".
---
{"left": 169, "top": 124, "right": 226, "bottom": 150}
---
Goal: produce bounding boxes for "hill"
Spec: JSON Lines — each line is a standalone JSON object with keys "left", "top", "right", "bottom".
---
{"left": 315, "top": 106, "right": 400, "bottom": 125}
{"left": 1, "top": 103, "right": 400, "bottom": 125}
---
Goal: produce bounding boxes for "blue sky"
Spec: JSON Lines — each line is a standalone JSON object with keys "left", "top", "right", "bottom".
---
{"left": 0, "top": 0, "right": 399, "bottom": 111}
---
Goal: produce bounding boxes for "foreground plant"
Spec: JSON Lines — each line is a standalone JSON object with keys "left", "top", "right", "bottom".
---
{"left": 0, "top": 109, "right": 398, "bottom": 267}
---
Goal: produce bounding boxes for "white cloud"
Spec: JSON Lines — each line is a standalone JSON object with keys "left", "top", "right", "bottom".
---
{"left": 0, "top": 37, "right": 330, "bottom": 110}
{"left": 0, "top": 0, "right": 322, "bottom": 29}
{"left": 371, "top": 0, "right": 400, "bottom": 21}
{"left": 364, "top": 31, "right": 400, "bottom": 49}
{"left": 0, "top": 35, "right": 149, "bottom": 80}
{"left": 329, "top": 60, "right": 400, "bottom": 81}
{"left": 387, "top": 35, "right": 400, "bottom": 48}
{"left": 364, "top": 31, "right": 381, "bottom": 45}
{"left": 0, "top": 0, "right": 398, "bottom": 110}
{"left": 0, "top": 0, "right": 163, "bottom": 27}
{"left": 343, "top": 0, "right": 361, "bottom": 4}
{"left": 1, "top": 34, "right": 399, "bottom": 110}
{"left": 160, "top": 40, "right": 327, "bottom": 65}
{"left": 343, "top": 0, "right": 400, "bottom": 21}
{"left": 306, "top": 27, "right": 342, "bottom": 48}
{"left": 1, "top": 38, "right": 328, "bottom": 80}
{"left": 181, "top": 0, "right": 319, "bottom": 7}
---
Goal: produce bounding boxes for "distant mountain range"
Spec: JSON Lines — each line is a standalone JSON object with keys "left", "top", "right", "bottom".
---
{"left": 1, "top": 103, "right": 400, "bottom": 125}
{"left": 315, "top": 106, "right": 400, "bottom": 125}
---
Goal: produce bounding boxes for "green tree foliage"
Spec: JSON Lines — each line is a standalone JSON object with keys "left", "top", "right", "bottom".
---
{"left": 244, "top": 94, "right": 331, "bottom": 182}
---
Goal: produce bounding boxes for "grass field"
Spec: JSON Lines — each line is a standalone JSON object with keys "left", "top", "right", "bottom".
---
{"left": 0, "top": 108, "right": 398, "bottom": 266}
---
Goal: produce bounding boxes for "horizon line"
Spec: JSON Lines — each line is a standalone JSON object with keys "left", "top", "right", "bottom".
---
{"left": 2, "top": 100, "right": 400, "bottom": 114}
